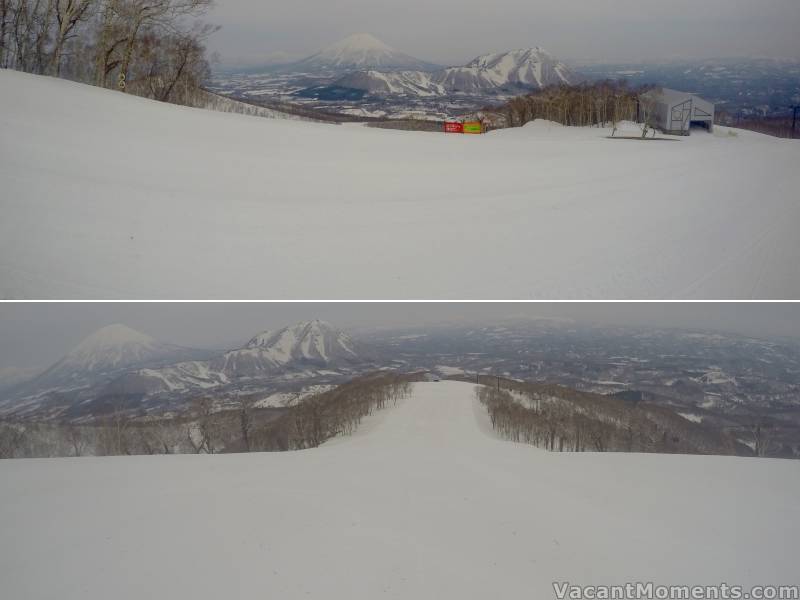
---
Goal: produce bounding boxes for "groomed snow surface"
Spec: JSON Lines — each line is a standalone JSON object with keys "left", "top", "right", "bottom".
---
{"left": 2, "top": 70, "right": 800, "bottom": 298}
{"left": 2, "top": 382, "right": 798, "bottom": 600}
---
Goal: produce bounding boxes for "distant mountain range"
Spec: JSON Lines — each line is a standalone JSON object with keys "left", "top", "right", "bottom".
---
{"left": 109, "top": 319, "right": 373, "bottom": 397}
{"left": 210, "top": 36, "right": 799, "bottom": 121}
{"left": 243, "top": 34, "right": 575, "bottom": 98}
{"left": 209, "top": 34, "right": 579, "bottom": 119}
{"left": 2, "top": 316, "right": 799, "bottom": 456}
{"left": 331, "top": 47, "right": 577, "bottom": 97}
{"left": 0, "top": 321, "right": 376, "bottom": 420}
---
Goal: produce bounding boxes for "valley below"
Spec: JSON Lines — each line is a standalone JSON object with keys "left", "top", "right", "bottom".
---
{"left": 2, "top": 318, "right": 799, "bottom": 458}
{"left": 208, "top": 34, "right": 577, "bottom": 121}
{"left": 209, "top": 37, "right": 800, "bottom": 124}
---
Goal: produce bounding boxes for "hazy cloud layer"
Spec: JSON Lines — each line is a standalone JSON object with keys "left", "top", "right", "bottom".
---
{"left": 207, "top": 0, "right": 800, "bottom": 66}
{"left": 1, "top": 303, "right": 799, "bottom": 370}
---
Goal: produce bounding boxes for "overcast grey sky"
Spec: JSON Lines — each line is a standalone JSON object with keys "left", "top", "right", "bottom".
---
{"left": 207, "top": 0, "right": 800, "bottom": 66}
{"left": 1, "top": 303, "right": 799, "bottom": 370}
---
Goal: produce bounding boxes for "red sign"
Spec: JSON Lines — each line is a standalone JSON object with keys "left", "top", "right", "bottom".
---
{"left": 444, "top": 122, "right": 464, "bottom": 134}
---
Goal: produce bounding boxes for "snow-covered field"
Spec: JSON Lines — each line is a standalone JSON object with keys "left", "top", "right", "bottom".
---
{"left": 1, "top": 381, "right": 798, "bottom": 600}
{"left": 2, "top": 70, "right": 800, "bottom": 299}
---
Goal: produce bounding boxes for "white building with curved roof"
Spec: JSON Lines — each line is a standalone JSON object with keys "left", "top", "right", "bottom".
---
{"left": 643, "top": 88, "right": 715, "bottom": 135}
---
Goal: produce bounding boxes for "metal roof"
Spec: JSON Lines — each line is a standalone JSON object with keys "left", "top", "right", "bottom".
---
{"left": 644, "top": 87, "right": 713, "bottom": 108}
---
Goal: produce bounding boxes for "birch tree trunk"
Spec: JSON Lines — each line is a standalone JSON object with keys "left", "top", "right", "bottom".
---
{"left": 0, "top": 0, "right": 8, "bottom": 68}
{"left": 32, "top": 0, "right": 54, "bottom": 73}
{"left": 50, "top": 0, "right": 94, "bottom": 75}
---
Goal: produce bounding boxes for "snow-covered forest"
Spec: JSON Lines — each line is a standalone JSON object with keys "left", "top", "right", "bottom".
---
{"left": 0, "top": 373, "right": 415, "bottom": 458}
{"left": 0, "top": 372, "right": 768, "bottom": 459}
{"left": 0, "top": 0, "right": 215, "bottom": 105}
{"left": 475, "top": 377, "right": 743, "bottom": 455}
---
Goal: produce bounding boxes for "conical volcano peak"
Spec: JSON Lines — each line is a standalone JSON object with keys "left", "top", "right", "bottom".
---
{"left": 324, "top": 33, "right": 395, "bottom": 53}
{"left": 70, "top": 324, "right": 156, "bottom": 354}
{"left": 293, "top": 33, "right": 438, "bottom": 71}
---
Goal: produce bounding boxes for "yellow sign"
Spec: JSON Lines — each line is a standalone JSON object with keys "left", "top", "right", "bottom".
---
{"left": 463, "top": 121, "right": 482, "bottom": 134}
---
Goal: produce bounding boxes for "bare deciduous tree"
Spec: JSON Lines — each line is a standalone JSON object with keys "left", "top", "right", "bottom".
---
{"left": 474, "top": 81, "right": 652, "bottom": 133}
{"left": 187, "top": 397, "right": 220, "bottom": 454}
{"left": 3, "top": 0, "right": 215, "bottom": 107}
{"left": 750, "top": 418, "right": 773, "bottom": 458}
{"left": 49, "top": 0, "right": 93, "bottom": 74}
{"left": 237, "top": 396, "right": 256, "bottom": 452}
{"left": 476, "top": 377, "right": 740, "bottom": 457}
{"left": 66, "top": 425, "right": 87, "bottom": 456}
{"left": 0, "top": 422, "right": 26, "bottom": 458}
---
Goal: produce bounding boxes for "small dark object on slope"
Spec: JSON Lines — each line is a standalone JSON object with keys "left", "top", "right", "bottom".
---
{"left": 605, "top": 136, "right": 679, "bottom": 141}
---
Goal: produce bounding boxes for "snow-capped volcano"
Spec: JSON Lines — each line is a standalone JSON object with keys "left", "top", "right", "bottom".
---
{"left": 55, "top": 324, "right": 167, "bottom": 374}
{"left": 0, "top": 324, "right": 206, "bottom": 416}
{"left": 291, "top": 33, "right": 438, "bottom": 72}
{"left": 333, "top": 46, "right": 576, "bottom": 97}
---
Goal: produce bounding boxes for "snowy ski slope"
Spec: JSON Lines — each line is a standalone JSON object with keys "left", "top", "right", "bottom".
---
{"left": 2, "top": 70, "right": 800, "bottom": 299}
{"left": 1, "top": 382, "right": 797, "bottom": 600}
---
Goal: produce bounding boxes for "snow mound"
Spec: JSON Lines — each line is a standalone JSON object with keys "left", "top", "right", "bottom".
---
{"left": 522, "top": 119, "right": 565, "bottom": 128}
{"left": 0, "top": 381, "right": 797, "bottom": 600}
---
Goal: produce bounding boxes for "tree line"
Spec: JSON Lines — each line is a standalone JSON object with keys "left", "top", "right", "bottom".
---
{"left": 244, "top": 373, "right": 414, "bottom": 452}
{"left": 0, "top": 0, "right": 216, "bottom": 105}
{"left": 474, "top": 376, "right": 743, "bottom": 456}
{"left": 718, "top": 112, "right": 797, "bottom": 139}
{"left": 473, "top": 81, "right": 655, "bottom": 131}
{"left": 0, "top": 372, "right": 416, "bottom": 458}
